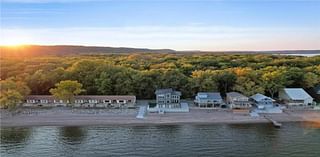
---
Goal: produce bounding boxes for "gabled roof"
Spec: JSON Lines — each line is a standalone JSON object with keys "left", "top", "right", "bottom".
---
{"left": 75, "top": 95, "right": 136, "bottom": 100}
{"left": 26, "top": 95, "right": 136, "bottom": 100}
{"left": 197, "top": 92, "right": 222, "bottom": 100}
{"left": 227, "top": 92, "right": 248, "bottom": 98}
{"left": 250, "top": 93, "right": 275, "bottom": 102}
{"left": 283, "top": 88, "right": 313, "bottom": 100}
{"left": 26, "top": 95, "right": 56, "bottom": 100}
{"left": 155, "top": 88, "right": 181, "bottom": 95}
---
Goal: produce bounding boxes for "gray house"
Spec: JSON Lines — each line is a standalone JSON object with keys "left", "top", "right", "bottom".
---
{"left": 226, "top": 92, "right": 251, "bottom": 109}
{"left": 194, "top": 92, "right": 223, "bottom": 108}
{"left": 250, "top": 93, "right": 275, "bottom": 109}
{"left": 155, "top": 88, "right": 181, "bottom": 108}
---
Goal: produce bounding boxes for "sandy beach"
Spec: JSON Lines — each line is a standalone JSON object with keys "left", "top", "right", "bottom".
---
{"left": 1, "top": 107, "right": 320, "bottom": 127}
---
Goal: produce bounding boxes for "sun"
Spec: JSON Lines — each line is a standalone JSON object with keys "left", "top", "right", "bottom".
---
{"left": 1, "top": 41, "right": 28, "bottom": 47}
{"left": 1, "top": 34, "right": 33, "bottom": 47}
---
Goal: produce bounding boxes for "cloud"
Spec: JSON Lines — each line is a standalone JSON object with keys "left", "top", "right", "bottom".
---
{"left": 1, "top": 26, "right": 319, "bottom": 51}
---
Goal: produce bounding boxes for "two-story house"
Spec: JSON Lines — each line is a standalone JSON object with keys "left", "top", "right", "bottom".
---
{"left": 155, "top": 88, "right": 181, "bottom": 108}
{"left": 226, "top": 92, "right": 251, "bottom": 109}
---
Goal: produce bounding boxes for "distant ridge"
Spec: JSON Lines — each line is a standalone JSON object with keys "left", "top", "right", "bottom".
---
{"left": 1, "top": 45, "right": 319, "bottom": 57}
{"left": 0, "top": 45, "right": 176, "bottom": 57}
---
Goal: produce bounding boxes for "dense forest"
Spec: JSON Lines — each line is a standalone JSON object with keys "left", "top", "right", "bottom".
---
{"left": 1, "top": 53, "right": 320, "bottom": 104}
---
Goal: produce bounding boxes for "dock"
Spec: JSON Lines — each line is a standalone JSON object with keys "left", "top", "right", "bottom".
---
{"left": 264, "top": 116, "right": 282, "bottom": 128}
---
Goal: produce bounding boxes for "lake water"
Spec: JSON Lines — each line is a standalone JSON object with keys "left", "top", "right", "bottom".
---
{"left": 275, "top": 53, "right": 320, "bottom": 57}
{"left": 1, "top": 123, "right": 320, "bottom": 157}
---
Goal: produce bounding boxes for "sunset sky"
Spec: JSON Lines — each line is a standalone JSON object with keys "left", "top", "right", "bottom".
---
{"left": 1, "top": 0, "right": 320, "bottom": 51}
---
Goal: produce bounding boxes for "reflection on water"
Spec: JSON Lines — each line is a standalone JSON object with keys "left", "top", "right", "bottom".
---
{"left": 1, "top": 123, "right": 320, "bottom": 157}
{"left": 0, "top": 128, "right": 31, "bottom": 145}
{"left": 0, "top": 127, "right": 31, "bottom": 153}
{"left": 59, "top": 127, "right": 87, "bottom": 145}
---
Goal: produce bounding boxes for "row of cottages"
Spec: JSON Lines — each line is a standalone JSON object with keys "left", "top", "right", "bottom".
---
{"left": 24, "top": 95, "right": 136, "bottom": 108}
{"left": 194, "top": 92, "right": 223, "bottom": 108}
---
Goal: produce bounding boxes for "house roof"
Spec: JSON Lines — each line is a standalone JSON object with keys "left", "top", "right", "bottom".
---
{"left": 250, "top": 93, "right": 275, "bottom": 102}
{"left": 227, "top": 92, "right": 248, "bottom": 98}
{"left": 75, "top": 95, "right": 136, "bottom": 100}
{"left": 283, "top": 88, "right": 312, "bottom": 100}
{"left": 26, "top": 95, "right": 136, "bottom": 100}
{"left": 197, "top": 92, "right": 222, "bottom": 100}
{"left": 26, "top": 95, "right": 56, "bottom": 100}
{"left": 155, "top": 88, "right": 181, "bottom": 95}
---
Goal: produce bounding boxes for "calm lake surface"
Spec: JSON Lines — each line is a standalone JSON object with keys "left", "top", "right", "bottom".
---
{"left": 275, "top": 53, "right": 320, "bottom": 57}
{"left": 1, "top": 123, "right": 320, "bottom": 157}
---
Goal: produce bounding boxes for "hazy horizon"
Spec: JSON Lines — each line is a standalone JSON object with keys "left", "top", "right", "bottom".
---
{"left": 1, "top": 0, "right": 320, "bottom": 51}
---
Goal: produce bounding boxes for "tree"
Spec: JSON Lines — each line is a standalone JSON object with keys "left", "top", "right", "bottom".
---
{"left": 233, "top": 77, "right": 265, "bottom": 96}
{"left": 133, "top": 70, "right": 159, "bottom": 99}
{"left": 49, "top": 80, "right": 85, "bottom": 104}
{"left": 214, "top": 70, "right": 237, "bottom": 95}
{"left": 0, "top": 78, "right": 31, "bottom": 110}
{"left": 285, "top": 67, "right": 304, "bottom": 87}
{"left": 302, "top": 72, "right": 320, "bottom": 88}
{"left": 190, "top": 70, "right": 218, "bottom": 94}
{"left": 261, "top": 67, "right": 287, "bottom": 98}
{"left": 26, "top": 68, "right": 64, "bottom": 95}
{"left": 233, "top": 68, "right": 265, "bottom": 96}
{"left": 67, "top": 60, "right": 105, "bottom": 94}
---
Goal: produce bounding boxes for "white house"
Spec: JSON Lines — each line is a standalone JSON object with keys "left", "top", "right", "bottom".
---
{"left": 279, "top": 88, "right": 313, "bottom": 106}
{"left": 250, "top": 93, "right": 275, "bottom": 109}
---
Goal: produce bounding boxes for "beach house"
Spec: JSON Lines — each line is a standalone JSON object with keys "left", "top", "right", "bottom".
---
{"left": 279, "top": 88, "right": 313, "bottom": 106}
{"left": 194, "top": 92, "right": 223, "bottom": 108}
{"left": 148, "top": 88, "right": 189, "bottom": 113}
{"left": 226, "top": 92, "right": 251, "bottom": 109}
{"left": 24, "top": 95, "right": 136, "bottom": 108}
{"left": 250, "top": 93, "right": 275, "bottom": 109}
{"left": 155, "top": 88, "right": 181, "bottom": 108}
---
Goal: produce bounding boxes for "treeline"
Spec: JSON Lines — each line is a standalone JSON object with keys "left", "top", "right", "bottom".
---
{"left": 1, "top": 53, "right": 320, "bottom": 100}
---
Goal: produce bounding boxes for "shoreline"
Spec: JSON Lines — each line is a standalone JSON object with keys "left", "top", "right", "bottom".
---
{"left": 1, "top": 108, "right": 319, "bottom": 127}
{"left": 0, "top": 119, "right": 311, "bottom": 128}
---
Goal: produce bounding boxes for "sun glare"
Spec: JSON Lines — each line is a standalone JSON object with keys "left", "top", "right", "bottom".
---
{"left": 1, "top": 40, "right": 28, "bottom": 47}
{"left": 1, "top": 34, "right": 33, "bottom": 47}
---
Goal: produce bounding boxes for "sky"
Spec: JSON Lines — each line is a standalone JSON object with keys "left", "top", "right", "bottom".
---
{"left": 1, "top": 0, "right": 320, "bottom": 51}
